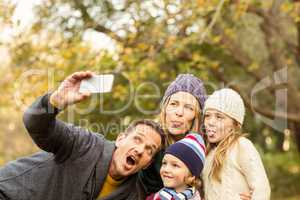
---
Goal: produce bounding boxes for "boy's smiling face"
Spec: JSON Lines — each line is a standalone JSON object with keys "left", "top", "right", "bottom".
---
{"left": 160, "top": 154, "right": 191, "bottom": 193}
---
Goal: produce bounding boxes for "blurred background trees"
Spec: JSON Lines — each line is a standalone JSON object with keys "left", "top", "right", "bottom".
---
{"left": 0, "top": 0, "right": 299, "bottom": 199}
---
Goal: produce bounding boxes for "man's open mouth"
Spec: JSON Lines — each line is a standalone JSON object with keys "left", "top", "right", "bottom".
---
{"left": 126, "top": 156, "right": 136, "bottom": 166}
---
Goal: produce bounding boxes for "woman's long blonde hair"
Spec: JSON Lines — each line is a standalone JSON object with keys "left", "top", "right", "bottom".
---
{"left": 159, "top": 95, "right": 202, "bottom": 147}
{"left": 207, "top": 121, "right": 246, "bottom": 182}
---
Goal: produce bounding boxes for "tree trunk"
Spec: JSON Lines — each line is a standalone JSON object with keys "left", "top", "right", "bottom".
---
{"left": 275, "top": 129, "right": 285, "bottom": 152}
{"left": 292, "top": 122, "right": 300, "bottom": 152}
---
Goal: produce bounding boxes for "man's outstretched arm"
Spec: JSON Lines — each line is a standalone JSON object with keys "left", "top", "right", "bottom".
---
{"left": 23, "top": 71, "right": 94, "bottom": 162}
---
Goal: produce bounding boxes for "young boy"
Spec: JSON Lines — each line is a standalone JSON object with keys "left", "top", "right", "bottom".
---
{"left": 146, "top": 133, "right": 206, "bottom": 200}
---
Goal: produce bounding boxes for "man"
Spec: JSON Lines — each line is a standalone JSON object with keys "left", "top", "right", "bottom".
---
{"left": 0, "top": 71, "right": 164, "bottom": 200}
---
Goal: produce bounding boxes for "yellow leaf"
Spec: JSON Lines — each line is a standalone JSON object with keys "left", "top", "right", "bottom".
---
{"left": 137, "top": 43, "right": 148, "bottom": 51}
{"left": 211, "top": 61, "right": 220, "bottom": 69}
{"left": 248, "top": 62, "right": 259, "bottom": 71}
{"left": 160, "top": 72, "right": 167, "bottom": 79}
{"left": 197, "top": 0, "right": 206, "bottom": 7}
{"left": 124, "top": 47, "right": 132, "bottom": 55}
{"left": 212, "top": 36, "right": 221, "bottom": 43}
{"left": 192, "top": 53, "right": 202, "bottom": 61}
{"left": 280, "top": 2, "right": 294, "bottom": 13}
{"left": 234, "top": 1, "right": 249, "bottom": 19}
{"left": 224, "top": 28, "right": 235, "bottom": 38}
{"left": 286, "top": 58, "right": 293, "bottom": 65}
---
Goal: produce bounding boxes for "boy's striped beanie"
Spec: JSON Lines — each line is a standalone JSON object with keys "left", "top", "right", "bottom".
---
{"left": 165, "top": 132, "right": 206, "bottom": 177}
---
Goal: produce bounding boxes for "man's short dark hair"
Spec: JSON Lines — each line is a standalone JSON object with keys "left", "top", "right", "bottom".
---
{"left": 124, "top": 119, "right": 165, "bottom": 147}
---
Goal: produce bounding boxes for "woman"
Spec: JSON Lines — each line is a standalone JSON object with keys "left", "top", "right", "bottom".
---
{"left": 202, "top": 88, "right": 271, "bottom": 200}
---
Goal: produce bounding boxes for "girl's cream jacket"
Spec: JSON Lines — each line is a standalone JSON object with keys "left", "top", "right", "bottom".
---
{"left": 202, "top": 137, "right": 271, "bottom": 200}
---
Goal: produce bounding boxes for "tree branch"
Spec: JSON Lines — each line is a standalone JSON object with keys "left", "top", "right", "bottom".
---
{"left": 297, "top": 20, "right": 300, "bottom": 64}
{"left": 199, "top": 0, "right": 226, "bottom": 44}
{"left": 220, "top": 34, "right": 272, "bottom": 84}
{"left": 73, "top": 0, "right": 123, "bottom": 42}
{"left": 210, "top": 68, "right": 300, "bottom": 123}
{"left": 248, "top": 3, "right": 300, "bottom": 66}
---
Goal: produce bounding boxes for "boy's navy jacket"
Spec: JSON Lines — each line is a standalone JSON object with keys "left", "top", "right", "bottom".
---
{"left": 0, "top": 93, "right": 144, "bottom": 200}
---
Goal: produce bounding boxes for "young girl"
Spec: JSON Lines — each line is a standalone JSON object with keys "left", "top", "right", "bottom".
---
{"left": 146, "top": 133, "right": 206, "bottom": 200}
{"left": 202, "top": 88, "right": 271, "bottom": 200}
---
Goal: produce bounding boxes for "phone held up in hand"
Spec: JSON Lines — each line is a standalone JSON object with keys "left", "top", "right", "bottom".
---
{"left": 79, "top": 74, "right": 114, "bottom": 93}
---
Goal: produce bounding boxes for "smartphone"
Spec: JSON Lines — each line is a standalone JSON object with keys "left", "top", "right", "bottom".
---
{"left": 79, "top": 74, "right": 114, "bottom": 93}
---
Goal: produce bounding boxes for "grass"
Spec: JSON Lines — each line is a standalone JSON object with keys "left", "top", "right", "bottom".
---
{"left": 262, "top": 150, "right": 300, "bottom": 200}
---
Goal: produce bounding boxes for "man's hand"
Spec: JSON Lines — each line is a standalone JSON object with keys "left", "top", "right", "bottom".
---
{"left": 50, "top": 71, "right": 94, "bottom": 109}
